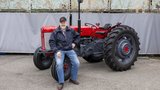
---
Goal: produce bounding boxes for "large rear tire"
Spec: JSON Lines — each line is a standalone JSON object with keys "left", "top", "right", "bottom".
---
{"left": 51, "top": 56, "right": 71, "bottom": 81}
{"left": 104, "top": 25, "right": 140, "bottom": 71}
{"left": 33, "top": 47, "right": 52, "bottom": 70}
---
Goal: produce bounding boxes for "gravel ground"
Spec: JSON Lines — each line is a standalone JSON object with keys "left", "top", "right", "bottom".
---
{"left": 0, "top": 55, "right": 160, "bottom": 90}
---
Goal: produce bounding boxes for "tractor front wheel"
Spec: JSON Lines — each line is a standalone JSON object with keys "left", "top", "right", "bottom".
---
{"left": 33, "top": 47, "right": 52, "bottom": 70}
{"left": 104, "top": 25, "right": 140, "bottom": 71}
{"left": 51, "top": 56, "right": 71, "bottom": 81}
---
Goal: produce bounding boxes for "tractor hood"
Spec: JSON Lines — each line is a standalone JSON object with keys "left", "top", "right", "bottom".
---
{"left": 41, "top": 26, "right": 93, "bottom": 37}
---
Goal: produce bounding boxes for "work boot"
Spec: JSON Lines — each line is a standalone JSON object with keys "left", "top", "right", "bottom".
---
{"left": 69, "top": 79, "right": 80, "bottom": 85}
{"left": 57, "top": 83, "right": 64, "bottom": 90}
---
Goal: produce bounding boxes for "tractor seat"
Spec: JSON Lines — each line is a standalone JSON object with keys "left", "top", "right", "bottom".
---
{"left": 99, "top": 24, "right": 112, "bottom": 30}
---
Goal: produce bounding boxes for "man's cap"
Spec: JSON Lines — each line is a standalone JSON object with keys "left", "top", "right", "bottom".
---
{"left": 60, "top": 17, "right": 67, "bottom": 23}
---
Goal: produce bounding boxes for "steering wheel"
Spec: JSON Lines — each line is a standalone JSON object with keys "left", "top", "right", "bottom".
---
{"left": 85, "top": 23, "right": 97, "bottom": 29}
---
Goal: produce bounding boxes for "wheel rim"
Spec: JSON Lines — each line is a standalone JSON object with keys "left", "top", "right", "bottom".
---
{"left": 115, "top": 34, "right": 136, "bottom": 65}
{"left": 117, "top": 39, "right": 132, "bottom": 57}
{"left": 40, "top": 53, "right": 51, "bottom": 66}
{"left": 64, "top": 60, "right": 71, "bottom": 77}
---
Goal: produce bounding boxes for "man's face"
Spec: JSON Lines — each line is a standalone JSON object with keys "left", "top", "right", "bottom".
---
{"left": 60, "top": 21, "right": 67, "bottom": 30}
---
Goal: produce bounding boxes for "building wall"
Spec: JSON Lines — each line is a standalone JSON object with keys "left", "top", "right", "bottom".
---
{"left": 0, "top": 0, "right": 159, "bottom": 11}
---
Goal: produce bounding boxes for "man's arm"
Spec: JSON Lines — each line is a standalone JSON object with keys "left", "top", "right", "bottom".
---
{"left": 49, "top": 32, "right": 58, "bottom": 53}
{"left": 72, "top": 29, "right": 80, "bottom": 46}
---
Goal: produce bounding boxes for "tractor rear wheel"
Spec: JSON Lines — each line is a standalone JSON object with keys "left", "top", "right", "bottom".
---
{"left": 83, "top": 56, "right": 103, "bottom": 63}
{"left": 104, "top": 25, "right": 140, "bottom": 71}
{"left": 51, "top": 56, "right": 71, "bottom": 81}
{"left": 33, "top": 47, "right": 52, "bottom": 70}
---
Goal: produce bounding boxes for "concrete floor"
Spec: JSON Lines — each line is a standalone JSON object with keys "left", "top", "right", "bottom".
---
{"left": 0, "top": 55, "right": 160, "bottom": 90}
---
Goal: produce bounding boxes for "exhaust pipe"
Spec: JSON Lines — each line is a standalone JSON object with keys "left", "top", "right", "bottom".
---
{"left": 77, "top": 0, "right": 83, "bottom": 34}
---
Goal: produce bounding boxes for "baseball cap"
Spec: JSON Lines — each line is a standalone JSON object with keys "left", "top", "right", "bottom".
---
{"left": 59, "top": 17, "right": 67, "bottom": 23}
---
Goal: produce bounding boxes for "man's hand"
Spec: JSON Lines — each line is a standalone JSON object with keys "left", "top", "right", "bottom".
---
{"left": 56, "top": 51, "right": 62, "bottom": 59}
{"left": 72, "top": 43, "right": 76, "bottom": 48}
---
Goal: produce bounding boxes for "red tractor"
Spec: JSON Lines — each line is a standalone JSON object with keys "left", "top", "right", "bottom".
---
{"left": 33, "top": 0, "right": 140, "bottom": 81}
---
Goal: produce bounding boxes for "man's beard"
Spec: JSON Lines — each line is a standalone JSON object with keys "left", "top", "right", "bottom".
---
{"left": 60, "top": 23, "right": 67, "bottom": 30}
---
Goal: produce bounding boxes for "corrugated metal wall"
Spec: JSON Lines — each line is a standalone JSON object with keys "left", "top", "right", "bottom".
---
{"left": 0, "top": 0, "right": 159, "bottom": 11}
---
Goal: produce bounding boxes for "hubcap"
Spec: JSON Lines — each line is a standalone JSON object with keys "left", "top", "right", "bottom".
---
{"left": 118, "top": 40, "right": 131, "bottom": 57}
{"left": 64, "top": 63, "right": 69, "bottom": 71}
{"left": 117, "top": 40, "right": 132, "bottom": 58}
{"left": 41, "top": 54, "right": 50, "bottom": 65}
{"left": 63, "top": 60, "right": 71, "bottom": 77}
{"left": 123, "top": 44, "right": 129, "bottom": 54}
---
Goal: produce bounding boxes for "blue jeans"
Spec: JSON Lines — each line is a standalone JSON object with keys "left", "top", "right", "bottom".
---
{"left": 54, "top": 50, "right": 80, "bottom": 84}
